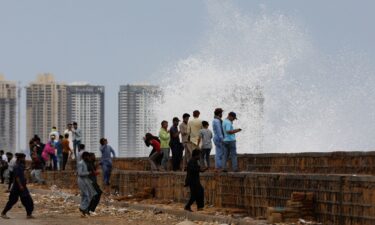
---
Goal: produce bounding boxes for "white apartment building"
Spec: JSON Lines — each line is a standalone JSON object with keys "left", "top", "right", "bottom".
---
{"left": 26, "top": 74, "right": 67, "bottom": 144}
{"left": 118, "top": 85, "right": 161, "bottom": 157}
{"left": 0, "top": 75, "right": 16, "bottom": 152}
{"left": 67, "top": 84, "right": 104, "bottom": 155}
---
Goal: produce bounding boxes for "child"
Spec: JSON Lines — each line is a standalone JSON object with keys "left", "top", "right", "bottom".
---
{"left": 144, "top": 133, "right": 162, "bottom": 171}
{"left": 184, "top": 149, "right": 207, "bottom": 212}
{"left": 197, "top": 121, "right": 213, "bottom": 169}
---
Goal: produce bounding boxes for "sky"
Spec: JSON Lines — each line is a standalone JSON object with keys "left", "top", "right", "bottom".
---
{"left": 1, "top": 0, "right": 374, "bottom": 151}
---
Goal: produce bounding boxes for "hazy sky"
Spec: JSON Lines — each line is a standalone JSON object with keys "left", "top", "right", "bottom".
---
{"left": 1, "top": 0, "right": 374, "bottom": 150}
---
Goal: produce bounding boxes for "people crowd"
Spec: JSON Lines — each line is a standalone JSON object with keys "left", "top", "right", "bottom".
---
{"left": 143, "top": 108, "right": 241, "bottom": 173}
{"left": 0, "top": 108, "right": 242, "bottom": 218}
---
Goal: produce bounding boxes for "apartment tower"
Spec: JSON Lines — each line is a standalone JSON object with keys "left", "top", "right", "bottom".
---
{"left": 118, "top": 85, "right": 161, "bottom": 157}
{"left": 0, "top": 75, "right": 17, "bottom": 152}
{"left": 67, "top": 84, "right": 105, "bottom": 155}
{"left": 26, "top": 74, "right": 67, "bottom": 143}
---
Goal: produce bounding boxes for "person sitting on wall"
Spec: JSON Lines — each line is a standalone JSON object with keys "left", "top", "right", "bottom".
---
{"left": 184, "top": 149, "right": 207, "bottom": 212}
{"left": 144, "top": 133, "right": 162, "bottom": 171}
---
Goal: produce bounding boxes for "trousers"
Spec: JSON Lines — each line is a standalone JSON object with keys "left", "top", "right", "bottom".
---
{"left": 185, "top": 184, "right": 204, "bottom": 209}
{"left": 2, "top": 188, "right": 34, "bottom": 216}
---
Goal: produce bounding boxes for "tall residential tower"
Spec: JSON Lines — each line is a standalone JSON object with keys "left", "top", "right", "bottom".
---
{"left": 26, "top": 74, "right": 67, "bottom": 143}
{"left": 67, "top": 84, "right": 105, "bottom": 155}
{"left": 118, "top": 85, "right": 161, "bottom": 157}
{"left": 0, "top": 75, "right": 17, "bottom": 152}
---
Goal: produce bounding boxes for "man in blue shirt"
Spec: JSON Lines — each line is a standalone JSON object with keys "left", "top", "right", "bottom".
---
{"left": 222, "top": 112, "right": 242, "bottom": 172}
{"left": 212, "top": 108, "right": 224, "bottom": 170}
{"left": 100, "top": 138, "right": 116, "bottom": 193}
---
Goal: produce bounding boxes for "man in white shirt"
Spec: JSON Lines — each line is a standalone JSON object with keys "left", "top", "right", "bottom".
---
{"left": 72, "top": 122, "right": 82, "bottom": 160}
{"left": 187, "top": 110, "right": 203, "bottom": 152}
{"left": 64, "top": 123, "right": 74, "bottom": 151}
{"left": 49, "top": 126, "right": 60, "bottom": 143}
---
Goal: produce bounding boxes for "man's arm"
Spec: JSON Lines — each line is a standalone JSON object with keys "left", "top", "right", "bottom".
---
{"left": 213, "top": 120, "right": 223, "bottom": 140}
{"left": 159, "top": 130, "right": 170, "bottom": 141}
{"left": 15, "top": 176, "right": 24, "bottom": 191}
{"left": 110, "top": 147, "right": 116, "bottom": 158}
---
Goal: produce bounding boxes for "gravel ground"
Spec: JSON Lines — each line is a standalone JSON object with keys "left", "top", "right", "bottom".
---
{"left": 0, "top": 183, "right": 227, "bottom": 225}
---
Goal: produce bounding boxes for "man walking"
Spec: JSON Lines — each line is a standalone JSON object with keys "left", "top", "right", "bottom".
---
{"left": 99, "top": 138, "right": 116, "bottom": 193}
{"left": 1, "top": 153, "right": 34, "bottom": 219}
{"left": 184, "top": 149, "right": 206, "bottom": 212}
{"left": 179, "top": 113, "right": 190, "bottom": 171}
{"left": 72, "top": 122, "right": 82, "bottom": 160}
{"left": 212, "top": 108, "right": 224, "bottom": 170}
{"left": 170, "top": 117, "right": 183, "bottom": 171}
{"left": 77, "top": 152, "right": 97, "bottom": 217}
{"left": 222, "top": 112, "right": 242, "bottom": 172}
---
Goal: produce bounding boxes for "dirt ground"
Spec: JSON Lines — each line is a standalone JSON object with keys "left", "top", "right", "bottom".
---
{"left": 0, "top": 183, "right": 213, "bottom": 225}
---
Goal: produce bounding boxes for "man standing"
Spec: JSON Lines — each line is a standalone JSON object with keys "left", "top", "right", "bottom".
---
{"left": 212, "top": 108, "right": 224, "bottom": 171}
{"left": 49, "top": 126, "right": 60, "bottom": 143}
{"left": 1, "top": 153, "right": 34, "bottom": 219}
{"left": 170, "top": 117, "right": 183, "bottom": 171}
{"left": 179, "top": 113, "right": 190, "bottom": 171}
{"left": 0, "top": 150, "right": 7, "bottom": 184}
{"left": 64, "top": 123, "right": 74, "bottom": 152}
{"left": 159, "top": 120, "right": 170, "bottom": 171}
{"left": 222, "top": 112, "right": 242, "bottom": 172}
{"left": 99, "top": 138, "right": 116, "bottom": 193}
{"left": 72, "top": 122, "right": 82, "bottom": 160}
{"left": 61, "top": 133, "right": 72, "bottom": 170}
{"left": 187, "top": 110, "right": 202, "bottom": 159}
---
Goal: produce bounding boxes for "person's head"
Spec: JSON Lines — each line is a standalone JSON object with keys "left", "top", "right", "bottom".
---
{"left": 64, "top": 133, "right": 69, "bottom": 139}
{"left": 0, "top": 150, "right": 4, "bottom": 155}
{"left": 34, "top": 137, "right": 41, "bottom": 144}
{"left": 192, "top": 149, "right": 201, "bottom": 160}
{"left": 89, "top": 153, "right": 96, "bottom": 161}
{"left": 145, "top": 133, "right": 153, "bottom": 141}
{"left": 228, "top": 112, "right": 237, "bottom": 121}
{"left": 214, "top": 108, "right": 223, "bottom": 118}
{"left": 172, "top": 117, "right": 180, "bottom": 126}
{"left": 79, "top": 144, "right": 85, "bottom": 152}
{"left": 161, "top": 120, "right": 168, "bottom": 129}
{"left": 59, "top": 135, "right": 63, "bottom": 140}
{"left": 52, "top": 126, "right": 57, "bottom": 131}
{"left": 15, "top": 153, "right": 26, "bottom": 164}
{"left": 73, "top": 122, "right": 78, "bottom": 129}
{"left": 67, "top": 123, "right": 72, "bottom": 130}
{"left": 50, "top": 134, "right": 56, "bottom": 141}
{"left": 6, "top": 152, "right": 13, "bottom": 160}
{"left": 81, "top": 151, "right": 90, "bottom": 161}
{"left": 202, "top": 121, "right": 209, "bottom": 128}
{"left": 100, "top": 138, "right": 106, "bottom": 146}
{"left": 193, "top": 110, "right": 200, "bottom": 118}
{"left": 182, "top": 113, "right": 190, "bottom": 123}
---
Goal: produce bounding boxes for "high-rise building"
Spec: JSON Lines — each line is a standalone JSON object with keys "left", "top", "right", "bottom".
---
{"left": 26, "top": 74, "right": 67, "bottom": 143}
{"left": 118, "top": 85, "right": 161, "bottom": 157}
{"left": 67, "top": 84, "right": 105, "bottom": 155}
{"left": 0, "top": 75, "right": 17, "bottom": 152}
